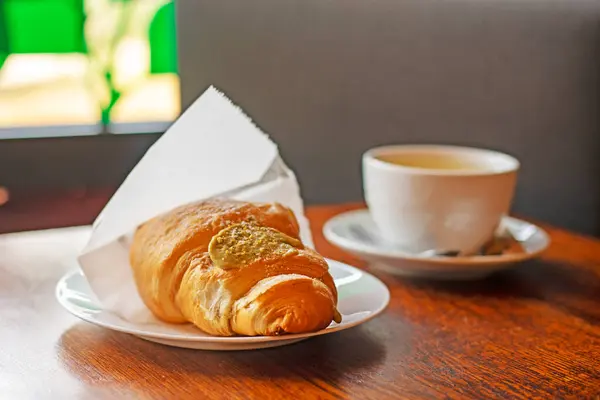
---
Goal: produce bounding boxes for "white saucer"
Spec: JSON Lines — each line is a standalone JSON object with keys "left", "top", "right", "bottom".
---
{"left": 56, "top": 259, "right": 389, "bottom": 351}
{"left": 323, "top": 209, "right": 550, "bottom": 280}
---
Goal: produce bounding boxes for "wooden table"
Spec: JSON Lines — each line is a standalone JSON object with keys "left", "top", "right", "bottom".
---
{"left": 1, "top": 203, "right": 599, "bottom": 399}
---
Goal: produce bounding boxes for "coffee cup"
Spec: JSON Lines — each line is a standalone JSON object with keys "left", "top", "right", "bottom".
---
{"left": 362, "top": 144, "right": 520, "bottom": 255}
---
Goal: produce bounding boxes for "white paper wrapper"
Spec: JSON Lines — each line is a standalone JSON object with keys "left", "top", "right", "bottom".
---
{"left": 77, "top": 86, "right": 313, "bottom": 323}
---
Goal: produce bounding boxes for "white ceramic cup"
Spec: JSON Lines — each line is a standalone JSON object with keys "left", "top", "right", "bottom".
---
{"left": 362, "top": 144, "right": 520, "bottom": 255}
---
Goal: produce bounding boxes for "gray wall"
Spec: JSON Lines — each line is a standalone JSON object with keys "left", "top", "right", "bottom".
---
{"left": 177, "top": 0, "right": 600, "bottom": 235}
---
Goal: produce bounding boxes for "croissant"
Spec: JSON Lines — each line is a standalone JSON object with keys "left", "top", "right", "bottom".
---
{"left": 129, "top": 198, "right": 341, "bottom": 336}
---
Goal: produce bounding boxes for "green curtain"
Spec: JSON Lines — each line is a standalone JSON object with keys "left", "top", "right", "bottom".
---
{"left": 0, "top": 5, "right": 8, "bottom": 69}
{"left": 0, "top": 0, "right": 87, "bottom": 56}
{"left": 149, "top": 0, "right": 177, "bottom": 74}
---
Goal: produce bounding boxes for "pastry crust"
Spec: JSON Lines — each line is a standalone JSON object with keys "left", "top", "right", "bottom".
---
{"left": 129, "top": 198, "right": 339, "bottom": 336}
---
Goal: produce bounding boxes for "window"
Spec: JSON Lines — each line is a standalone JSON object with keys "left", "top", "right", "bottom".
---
{"left": 0, "top": 0, "right": 179, "bottom": 137}
{"left": 0, "top": 0, "right": 180, "bottom": 200}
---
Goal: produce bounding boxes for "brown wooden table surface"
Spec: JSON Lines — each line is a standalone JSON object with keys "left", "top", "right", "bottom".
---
{"left": 1, "top": 202, "right": 600, "bottom": 399}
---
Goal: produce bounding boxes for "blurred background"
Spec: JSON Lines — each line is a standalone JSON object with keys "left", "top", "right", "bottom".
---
{"left": 1, "top": 0, "right": 599, "bottom": 238}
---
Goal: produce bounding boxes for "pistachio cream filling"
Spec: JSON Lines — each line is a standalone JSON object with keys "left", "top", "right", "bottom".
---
{"left": 208, "top": 222, "right": 303, "bottom": 269}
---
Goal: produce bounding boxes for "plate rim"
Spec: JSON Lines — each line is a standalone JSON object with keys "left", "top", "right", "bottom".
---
{"left": 323, "top": 209, "right": 550, "bottom": 265}
{"left": 55, "top": 258, "right": 390, "bottom": 343}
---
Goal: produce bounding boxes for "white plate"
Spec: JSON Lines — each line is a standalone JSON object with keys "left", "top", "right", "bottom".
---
{"left": 323, "top": 209, "right": 550, "bottom": 280}
{"left": 56, "top": 259, "right": 389, "bottom": 350}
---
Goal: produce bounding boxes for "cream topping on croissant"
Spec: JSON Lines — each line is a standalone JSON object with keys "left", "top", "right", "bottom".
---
{"left": 208, "top": 222, "right": 303, "bottom": 269}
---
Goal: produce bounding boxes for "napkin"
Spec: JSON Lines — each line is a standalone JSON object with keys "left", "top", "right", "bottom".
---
{"left": 77, "top": 86, "right": 313, "bottom": 323}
